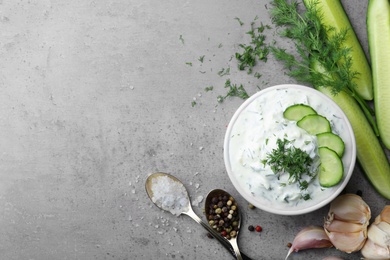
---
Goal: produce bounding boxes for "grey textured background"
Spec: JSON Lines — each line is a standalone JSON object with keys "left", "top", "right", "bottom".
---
{"left": 0, "top": 0, "right": 387, "bottom": 259}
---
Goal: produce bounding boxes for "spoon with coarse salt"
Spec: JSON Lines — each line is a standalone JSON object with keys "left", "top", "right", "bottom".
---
{"left": 145, "top": 172, "right": 252, "bottom": 260}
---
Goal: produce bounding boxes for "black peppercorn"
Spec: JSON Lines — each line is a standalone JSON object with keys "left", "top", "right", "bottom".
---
{"left": 248, "top": 225, "right": 255, "bottom": 231}
{"left": 207, "top": 193, "right": 240, "bottom": 240}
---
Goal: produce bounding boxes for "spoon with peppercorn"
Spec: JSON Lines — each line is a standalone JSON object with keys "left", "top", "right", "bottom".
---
{"left": 145, "top": 172, "right": 252, "bottom": 260}
{"left": 205, "top": 189, "right": 244, "bottom": 260}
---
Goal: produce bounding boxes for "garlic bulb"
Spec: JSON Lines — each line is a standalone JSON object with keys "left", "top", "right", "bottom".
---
{"left": 286, "top": 226, "right": 333, "bottom": 259}
{"left": 324, "top": 194, "right": 371, "bottom": 253}
{"left": 361, "top": 205, "right": 390, "bottom": 259}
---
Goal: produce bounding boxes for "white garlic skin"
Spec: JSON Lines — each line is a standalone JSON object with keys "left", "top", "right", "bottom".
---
{"left": 324, "top": 194, "right": 371, "bottom": 253}
{"left": 361, "top": 205, "right": 390, "bottom": 259}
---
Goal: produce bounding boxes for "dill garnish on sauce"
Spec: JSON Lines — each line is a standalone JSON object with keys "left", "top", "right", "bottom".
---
{"left": 262, "top": 138, "right": 315, "bottom": 200}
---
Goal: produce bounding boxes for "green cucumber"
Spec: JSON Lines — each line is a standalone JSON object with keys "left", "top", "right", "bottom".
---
{"left": 303, "top": 0, "right": 373, "bottom": 100}
{"left": 318, "top": 147, "right": 344, "bottom": 187}
{"left": 318, "top": 86, "right": 390, "bottom": 199}
{"left": 311, "top": 59, "right": 390, "bottom": 199}
{"left": 297, "top": 114, "right": 331, "bottom": 135}
{"left": 283, "top": 104, "right": 317, "bottom": 121}
{"left": 317, "top": 132, "right": 345, "bottom": 157}
{"left": 367, "top": 0, "right": 390, "bottom": 149}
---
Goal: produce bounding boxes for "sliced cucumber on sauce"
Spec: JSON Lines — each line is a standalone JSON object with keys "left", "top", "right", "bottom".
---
{"left": 318, "top": 147, "right": 344, "bottom": 187}
{"left": 283, "top": 104, "right": 317, "bottom": 121}
{"left": 284, "top": 104, "right": 345, "bottom": 187}
{"left": 297, "top": 114, "right": 331, "bottom": 135}
{"left": 317, "top": 132, "right": 345, "bottom": 157}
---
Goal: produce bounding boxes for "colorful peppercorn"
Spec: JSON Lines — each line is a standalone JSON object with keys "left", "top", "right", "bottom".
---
{"left": 207, "top": 193, "right": 240, "bottom": 240}
{"left": 255, "top": 225, "right": 262, "bottom": 232}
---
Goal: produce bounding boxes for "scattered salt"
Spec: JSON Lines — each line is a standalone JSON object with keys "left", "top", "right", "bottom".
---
{"left": 150, "top": 175, "right": 189, "bottom": 216}
{"left": 195, "top": 183, "right": 200, "bottom": 189}
{"left": 191, "top": 195, "right": 204, "bottom": 207}
{"left": 199, "top": 146, "right": 204, "bottom": 151}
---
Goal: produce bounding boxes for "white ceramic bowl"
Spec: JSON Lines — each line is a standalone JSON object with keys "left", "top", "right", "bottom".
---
{"left": 224, "top": 84, "right": 356, "bottom": 215}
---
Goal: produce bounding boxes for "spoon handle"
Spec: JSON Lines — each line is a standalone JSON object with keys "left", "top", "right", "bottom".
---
{"left": 229, "top": 238, "right": 243, "bottom": 260}
{"left": 184, "top": 209, "right": 252, "bottom": 260}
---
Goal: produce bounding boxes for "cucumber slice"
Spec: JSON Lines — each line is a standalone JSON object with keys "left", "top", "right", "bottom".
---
{"left": 317, "top": 132, "right": 345, "bottom": 157}
{"left": 318, "top": 147, "right": 344, "bottom": 187}
{"left": 283, "top": 104, "right": 317, "bottom": 121}
{"left": 297, "top": 114, "right": 331, "bottom": 135}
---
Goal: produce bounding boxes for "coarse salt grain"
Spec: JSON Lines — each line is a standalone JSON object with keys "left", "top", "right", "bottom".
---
{"left": 150, "top": 175, "right": 189, "bottom": 216}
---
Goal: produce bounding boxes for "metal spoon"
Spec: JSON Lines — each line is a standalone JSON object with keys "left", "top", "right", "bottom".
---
{"left": 145, "top": 172, "right": 252, "bottom": 260}
{"left": 205, "top": 189, "right": 243, "bottom": 260}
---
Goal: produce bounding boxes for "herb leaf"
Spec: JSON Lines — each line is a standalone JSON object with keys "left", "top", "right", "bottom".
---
{"left": 264, "top": 138, "right": 314, "bottom": 184}
{"left": 217, "top": 79, "right": 249, "bottom": 103}
{"left": 235, "top": 22, "right": 271, "bottom": 74}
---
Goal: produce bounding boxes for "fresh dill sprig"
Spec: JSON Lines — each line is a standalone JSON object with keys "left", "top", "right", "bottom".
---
{"left": 217, "top": 79, "right": 249, "bottom": 103}
{"left": 263, "top": 138, "right": 314, "bottom": 184}
{"left": 204, "top": 86, "right": 214, "bottom": 92}
{"left": 269, "top": 0, "right": 378, "bottom": 134}
{"left": 179, "top": 35, "right": 184, "bottom": 44}
{"left": 234, "top": 17, "right": 244, "bottom": 26}
{"left": 254, "top": 72, "right": 262, "bottom": 79}
{"left": 269, "top": 0, "right": 357, "bottom": 96}
{"left": 217, "top": 67, "right": 230, "bottom": 76}
{"left": 235, "top": 22, "right": 271, "bottom": 74}
{"left": 198, "top": 55, "right": 205, "bottom": 63}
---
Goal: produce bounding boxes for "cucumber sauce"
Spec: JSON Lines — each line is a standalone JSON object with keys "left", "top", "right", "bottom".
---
{"left": 228, "top": 88, "right": 347, "bottom": 208}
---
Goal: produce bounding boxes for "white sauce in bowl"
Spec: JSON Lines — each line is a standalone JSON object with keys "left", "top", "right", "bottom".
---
{"left": 224, "top": 85, "right": 356, "bottom": 215}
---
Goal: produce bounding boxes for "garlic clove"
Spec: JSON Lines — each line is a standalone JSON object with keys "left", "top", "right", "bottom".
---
{"left": 329, "top": 194, "right": 371, "bottom": 224}
{"left": 324, "top": 194, "right": 370, "bottom": 253}
{"left": 361, "top": 238, "right": 390, "bottom": 259}
{"left": 325, "top": 219, "right": 364, "bottom": 233}
{"left": 325, "top": 229, "right": 366, "bottom": 253}
{"left": 361, "top": 205, "right": 390, "bottom": 259}
{"left": 375, "top": 205, "right": 390, "bottom": 225}
{"left": 325, "top": 230, "right": 366, "bottom": 253}
{"left": 377, "top": 221, "right": 390, "bottom": 237}
{"left": 366, "top": 222, "right": 390, "bottom": 249}
{"left": 286, "top": 226, "right": 333, "bottom": 259}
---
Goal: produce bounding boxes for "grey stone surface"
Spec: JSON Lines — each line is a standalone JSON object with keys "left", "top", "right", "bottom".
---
{"left": 0, "top": 0, "right": 387, "bottom": 259}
